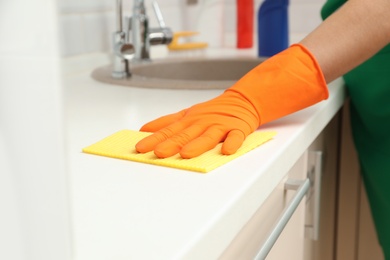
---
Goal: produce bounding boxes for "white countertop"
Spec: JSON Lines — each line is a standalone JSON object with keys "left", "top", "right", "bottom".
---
{"left": 63, "top": 48, "right": 346, "bottom": 260}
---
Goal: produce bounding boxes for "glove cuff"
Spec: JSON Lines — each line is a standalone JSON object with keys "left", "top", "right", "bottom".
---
{"left": 228, "top": 43, "right": 329, "bottom": 125}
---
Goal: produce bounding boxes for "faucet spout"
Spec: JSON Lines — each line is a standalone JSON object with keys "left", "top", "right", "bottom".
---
{"left": 116, "top": 0, "right": 123, "bottom": 32}
{"left": 131, "top": 0, "right": 150, "bottom": 60}
{"left": 111, "top": 0, "right": 173, "bottom": 79}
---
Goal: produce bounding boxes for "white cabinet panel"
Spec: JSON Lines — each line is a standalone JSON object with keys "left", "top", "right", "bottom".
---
{"left": 220, "top": 153, "right": 308, "bottom": 259}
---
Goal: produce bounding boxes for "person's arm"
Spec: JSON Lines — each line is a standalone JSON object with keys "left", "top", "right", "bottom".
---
{"left": 300, "top": 0, "right": 390, "bottom": 83}
{"left": 136, "top": 0, "right": 390, "bottom": 159}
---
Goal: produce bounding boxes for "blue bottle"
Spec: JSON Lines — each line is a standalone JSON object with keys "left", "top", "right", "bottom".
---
{"left": 257, "top": 0, "right": 289, "bottom": 57}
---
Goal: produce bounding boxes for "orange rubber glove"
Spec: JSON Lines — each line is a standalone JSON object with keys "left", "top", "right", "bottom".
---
{"left": 135, "top": 44, "right": 329, "bottom": 158}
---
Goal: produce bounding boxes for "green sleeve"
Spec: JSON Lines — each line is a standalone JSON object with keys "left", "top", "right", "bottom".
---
{"left": 321, "top": 0, "right": 346, "bottom": 20}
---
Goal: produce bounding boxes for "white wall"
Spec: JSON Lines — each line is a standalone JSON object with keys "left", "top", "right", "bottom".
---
{"left": 58, "top": 0, "right": 326, "bottom": 57}
{"left": 0, "top": 1, "right": 71, "bottom": 260}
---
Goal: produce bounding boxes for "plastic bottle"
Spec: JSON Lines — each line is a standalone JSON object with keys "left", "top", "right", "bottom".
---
{"left": 236, "top": 0, "right": 254, "bottom": 48}
{"left": 257, "top": 0, "right": 289, "bottom": 57}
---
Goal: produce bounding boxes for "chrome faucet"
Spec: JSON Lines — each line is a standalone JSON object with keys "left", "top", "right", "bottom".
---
{"left": 112, "top": 0, "right": 173, "bottom": 79}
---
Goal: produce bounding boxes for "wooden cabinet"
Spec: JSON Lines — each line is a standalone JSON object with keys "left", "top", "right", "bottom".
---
{"left": 336, "top": 100, "right": 384, "bottom": 260}
{"left": 303, "top": 112, "right": 340, "bottom": 260}
{"left": 220, "top": 114, "right": 341, "bottom": 259}
{"left": 303, "top": 100, "right": 385, "bottom": 260}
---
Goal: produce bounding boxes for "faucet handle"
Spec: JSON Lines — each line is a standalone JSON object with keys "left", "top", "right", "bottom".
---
{"left": 149, "top": 1, "right": 173, "bottom": 45}
{"left": 152, "top": 1, "right": 167, "bottom": 28}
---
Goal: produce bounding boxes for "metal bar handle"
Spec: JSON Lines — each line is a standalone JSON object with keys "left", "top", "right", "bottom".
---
{"left": 254, "top": 178, "right": 310, "bottom": 260}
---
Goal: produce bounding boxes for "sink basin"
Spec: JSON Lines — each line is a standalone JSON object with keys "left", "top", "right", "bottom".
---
{"left": 92, "top": 57, "right": 267, "bottom": 89}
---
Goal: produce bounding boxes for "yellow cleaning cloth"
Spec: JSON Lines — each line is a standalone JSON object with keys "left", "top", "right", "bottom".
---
{"left": 82, "top": 130, "right": 276, "bottom": 173}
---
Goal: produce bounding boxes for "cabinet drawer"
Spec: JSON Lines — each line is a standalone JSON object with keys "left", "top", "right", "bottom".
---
{"left": 219, "top": 153, "right": 308, "bottom": 260}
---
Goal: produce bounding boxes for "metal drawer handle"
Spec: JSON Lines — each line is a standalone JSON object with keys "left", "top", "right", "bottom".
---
{"left": 254, "top": 178, "right": 310, "bottom": 260}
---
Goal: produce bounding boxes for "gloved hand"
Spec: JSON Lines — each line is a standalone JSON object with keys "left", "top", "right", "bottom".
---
{"left": 135, "top": 44, "right": 329, "bottom": 158}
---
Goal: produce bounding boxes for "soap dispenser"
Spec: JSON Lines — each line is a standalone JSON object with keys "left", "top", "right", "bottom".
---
{"left": 257, "top": 0, "right": 289, "bottom": 57}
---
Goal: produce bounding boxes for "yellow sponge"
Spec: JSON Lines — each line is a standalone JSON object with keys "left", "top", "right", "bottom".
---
{"left": 82, "top": 130, "right": 276, "bottom": 173}
{"left": 168, "top": 31, "right": 208, "bottom": 51}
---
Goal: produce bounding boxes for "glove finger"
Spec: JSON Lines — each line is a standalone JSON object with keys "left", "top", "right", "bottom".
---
{"left": 153, "top": 124, "right": 205, "bottom": 158}
{"left": 180, "top": 127, "right": 227, "bottom": 159}
{"left": 135, "top": 121, "right": 186, "bottom": 153}
{"left": 221, "top": 129, "right": 246, "bottom": 155}
{"left": 139, "top": 109, "right": 186, "bottom": 132}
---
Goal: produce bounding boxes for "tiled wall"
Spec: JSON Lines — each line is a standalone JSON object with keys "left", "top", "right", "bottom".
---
{"left": 58, "top": 0, "right": 326, "bottom": 57}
